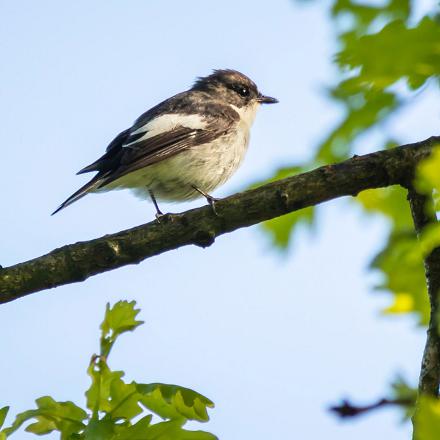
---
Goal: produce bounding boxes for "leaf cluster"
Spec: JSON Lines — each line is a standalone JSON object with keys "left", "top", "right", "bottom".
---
{"left": 253, "top": 0, "right": 440, "bottom": 432}
{"left": 255, "top": 0, "right": 439, "bottom": 321}
{"left": 0, "top": 301, "right": 216, "bottom": 440}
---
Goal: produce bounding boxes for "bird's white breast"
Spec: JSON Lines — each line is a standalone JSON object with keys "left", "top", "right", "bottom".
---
{"left": 118, "top": 126, "right": 250, "bottom": 201}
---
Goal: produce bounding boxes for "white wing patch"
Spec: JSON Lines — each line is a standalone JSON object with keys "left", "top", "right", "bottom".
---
{"left": 126, "top": 113, "right": 208, "bottom": 146}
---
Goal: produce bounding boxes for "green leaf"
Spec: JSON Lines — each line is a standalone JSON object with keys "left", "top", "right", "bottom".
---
{"left": 416, "top": 143, "right": 440, "bottom": 211}
{"left": 100, "top": 301, "right": 144, "bottom": 357}
{"left": 0, "top": 300, "right": 218, "bottom": 440}
{"left": 371, "top": 232, "right": 429, "bottom": 324}
{"left": 313, "top": 13, "right": 438, "bottom": 171}
{"left": 336, "top": 17, "right": 440, "bottom": 91}
{"left": 331, "top": 0, "right": 410, "bottom": 32}
{"left": 414, "top": 396, "right": 440, "bottom": 440}
{"left": 86, "top": 357, "right": 119, "bottom": 414}
{"left": 107, "top": 379, "right": 142, "bottom": 420}
{"left": 390, "top": 376, "right": 416, "bottom": 421}
{"left": 137, "top": 420, "right": 217, "bottom": 440}
{"left": 137, "top": 383, "right": 214, "bottom": 422}
{"left": 83, "top": 417, "right": 116, "bottom": 440}
{"left": 316, "top": 89, "right": 399, "bottom": 163}
{"left": 26, "top": 397, "right": 87, "bottom": 439}
{"left": 2, "top": 410, "right": 41, "bottom": 437}
{"left": 357, "top": 186, "right": 413, "bottom": 231}
{"left": 261, "top": 207, "right": 315, "bottom": 250}
{"left": 86, "top": 359, "right": 142, "bottom": 421}
{"left": 0, "top": 407, "right": 9, "bottom": 430}
{"left": 3, "top": 397, "right": 86, "bottom": 439}
{"left": 249, "top": 165, "right": 316, "bottom": 249}
{"left": 112, "top": 415, "right": 152, "bottom": 440}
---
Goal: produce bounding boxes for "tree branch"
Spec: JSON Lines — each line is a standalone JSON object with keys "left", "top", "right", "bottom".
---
{"left": 330, "top": 397, "right": 414, "bottom": 419}
{"left": 0, "top": 136, "right": 439, "bottom": 303}
{"left": 408, "top": 188, "right": 440, "bottom": 398}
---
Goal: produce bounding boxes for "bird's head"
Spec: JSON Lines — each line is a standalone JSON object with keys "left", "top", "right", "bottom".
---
{"left": 192, "top": 69, "right": 278, "bottom": 109}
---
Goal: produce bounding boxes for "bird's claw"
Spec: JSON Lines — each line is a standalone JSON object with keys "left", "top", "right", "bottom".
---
{"left": 191, "top": 185, "right": 221, "bottom": 216}
{"left": 206, "top": 195, "right": 220, "bottom": 216}
{"left": 155, "top": 212, "right": 170, "bottom": 223}
{"left": 155, "top": 212, "right": 181, "bottom": 224}
{"left": 155, "top": 211, "right": 165, "bottom": 223}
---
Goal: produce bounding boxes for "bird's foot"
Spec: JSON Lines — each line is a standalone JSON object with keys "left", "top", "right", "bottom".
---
{"left": 149, "top": 189, "right": 169, "bottom": 223}
{"left": 192, "top": 185, "right": 220, "bottom": 216}
{"left": 155, "top": 211, "right": 165, "bottom": 223}
{"left": 155, "top": 212, "right": 175, "bottom": 223}
{"left": 205, "top": 194, "right": 220, "bottom": 216}
{"left": 155, "top": 211, "right": 186, "bottom": 224}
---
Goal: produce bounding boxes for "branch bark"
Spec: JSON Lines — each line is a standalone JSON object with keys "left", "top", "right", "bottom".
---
{"left": 408, "top": 188, "right": 440, "bottom": 398}
{"left": 0, "top": 136, "right": 439, "bottom": 304}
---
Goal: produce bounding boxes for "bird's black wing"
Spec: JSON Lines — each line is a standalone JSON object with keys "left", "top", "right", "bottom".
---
{"left": 98, "top": 120, "right": 234, "bottom": 188}
{"left": 52, "top": 100, "right": 238, "bottom": 214}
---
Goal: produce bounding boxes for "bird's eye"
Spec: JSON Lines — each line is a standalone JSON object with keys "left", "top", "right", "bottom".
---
{"left": 236, "top": 85, "right": 250, "bottom": 97}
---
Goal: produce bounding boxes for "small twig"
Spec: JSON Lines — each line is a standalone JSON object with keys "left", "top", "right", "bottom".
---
{"left": 330, "top": 397, "right": 414, "bottom": 419}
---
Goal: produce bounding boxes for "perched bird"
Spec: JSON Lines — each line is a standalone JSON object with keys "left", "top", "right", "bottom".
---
{"left": 52, "top": 69, "right": 278, "bottom": 218}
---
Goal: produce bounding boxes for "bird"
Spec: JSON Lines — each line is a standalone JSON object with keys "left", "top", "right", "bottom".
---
{"left": 52, "top": 69, "right": 278, "bottom": 218}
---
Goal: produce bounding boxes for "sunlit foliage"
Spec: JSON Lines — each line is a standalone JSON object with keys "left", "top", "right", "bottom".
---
{"left": 255, "top": 0, "right": 440, "bottom": 323}
{"left": 0, "top": 301, "right": 216, "bottom": 440}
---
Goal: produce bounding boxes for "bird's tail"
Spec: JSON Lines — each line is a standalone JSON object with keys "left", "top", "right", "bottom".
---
{"left": 51, "top": 175, "right": 105, "bottom": 215}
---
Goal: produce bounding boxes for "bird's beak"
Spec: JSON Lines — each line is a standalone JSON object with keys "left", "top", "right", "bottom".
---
{"left": 257, "top": 94, "right": 278, "bottom": 104}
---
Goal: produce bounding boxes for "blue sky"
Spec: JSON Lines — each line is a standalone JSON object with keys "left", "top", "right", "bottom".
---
{"left": 0, "top": 0, "right": 438, "bottom": 438}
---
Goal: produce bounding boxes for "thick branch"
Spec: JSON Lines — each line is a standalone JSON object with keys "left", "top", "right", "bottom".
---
{"left": 408, "top": 188, "right": 440, "bottom": 397}
{"left": 0, "top": 136, "right": 439, "bottom": 303}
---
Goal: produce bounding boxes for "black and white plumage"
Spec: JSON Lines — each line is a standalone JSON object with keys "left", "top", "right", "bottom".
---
{"left": 52, "top": 69, "right": 277, "bottom": 216}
